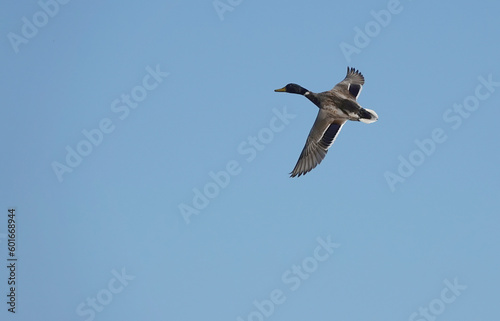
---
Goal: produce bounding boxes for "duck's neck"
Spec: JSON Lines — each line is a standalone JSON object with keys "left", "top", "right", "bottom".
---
{"left": 302, "top": 90, "right": 321, "bottom": 107}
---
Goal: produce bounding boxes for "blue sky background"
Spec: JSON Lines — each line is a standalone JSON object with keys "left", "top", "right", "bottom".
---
{"left": 1, "top": 1, "right": 499, "bottom": 320}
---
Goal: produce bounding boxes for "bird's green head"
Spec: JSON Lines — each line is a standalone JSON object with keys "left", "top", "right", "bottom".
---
{"left": 274, "top": 83, "right": 309, "bottom": 95}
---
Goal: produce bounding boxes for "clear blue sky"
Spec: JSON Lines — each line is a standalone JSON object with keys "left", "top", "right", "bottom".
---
{"left": 1, "top": 1, "right": 499, "bottom": 320}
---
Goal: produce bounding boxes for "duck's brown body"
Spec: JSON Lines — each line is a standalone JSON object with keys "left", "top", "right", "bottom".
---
{"left": 275, "top": 67, "right": 378, "bottom": 177}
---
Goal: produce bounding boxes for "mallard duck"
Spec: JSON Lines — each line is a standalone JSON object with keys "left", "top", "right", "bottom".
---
{"left": 275, "top": 67, "right": 378, "bottom": 177}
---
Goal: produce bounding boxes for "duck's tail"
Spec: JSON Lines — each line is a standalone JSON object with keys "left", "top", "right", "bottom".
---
{"left": 359, "top": 108, "right": 378, "bottom": 124}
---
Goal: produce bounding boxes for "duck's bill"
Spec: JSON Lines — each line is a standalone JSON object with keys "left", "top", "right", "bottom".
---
{"left": 274, "top": 87, "right": 286, "bottom": 92}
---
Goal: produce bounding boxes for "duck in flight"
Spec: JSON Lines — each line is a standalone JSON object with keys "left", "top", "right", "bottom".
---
{"left": 275, "top": 67, "right": 378, "bottom": 177}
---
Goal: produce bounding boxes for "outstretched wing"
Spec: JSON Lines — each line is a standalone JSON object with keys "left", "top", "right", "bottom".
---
{"left": 290, "top": 109, "right": 346, "bottom": 177}
{"left": 332, "top": 67, "right": 365, "bottom": 100}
